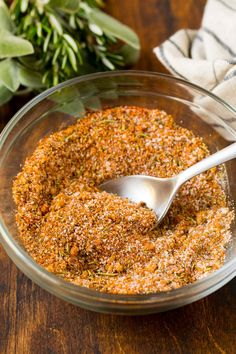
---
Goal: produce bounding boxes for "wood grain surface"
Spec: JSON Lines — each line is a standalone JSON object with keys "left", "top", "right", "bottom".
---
{"left": 1, "top": 1, "right": 236, "bottom": 353}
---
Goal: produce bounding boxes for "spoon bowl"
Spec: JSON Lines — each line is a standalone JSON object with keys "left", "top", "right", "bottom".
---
{"left": 100, "top": 142, "right": 236, "bottom": 223}
{"left": 100, "top": 175, "right": 179, "bottom": 223}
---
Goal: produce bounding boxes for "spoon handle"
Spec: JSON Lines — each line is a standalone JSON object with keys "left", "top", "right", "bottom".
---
{"left": 177, "top": 141, "right": 236, "bottom": 185}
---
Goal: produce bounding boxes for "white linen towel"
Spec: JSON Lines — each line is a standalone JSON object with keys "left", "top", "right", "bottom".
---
{"left": 154, "top": 0, "right": 236, "bottom": 138}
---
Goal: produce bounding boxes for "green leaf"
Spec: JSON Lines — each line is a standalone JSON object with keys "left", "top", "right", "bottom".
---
{"left": 49, "top": 0, "right": 81, "bottom": 13}
{"left": 18, "top": 66, "right": 45, "bottom": 88}
{"left": 88, "top": 9, "right": 140, "bottom": 50}
{"left": 48, "top": 14, "right": 63, "bottom": 35}
{"left": 118, "top": 44, "right": 140, "bottom": 66}
{"left": 52, "top": 46, "right": 61, "bottom": 64}
{"left": 101, "top": 56, "right": 115, "bottom": 70}
{"left": 66, "top": 46, "right": 77, "bottom": 71}
{"left": 18, "top": 56, "right": 41, "bottom": 70}
{"left": 0, "top": 83, "right": 13, "bottom": 105}
{"left": 55, "top": 98, "right": 85, "bottom": 116}
{"left": 50, "top": 87, "right": 85, "bottom": 116}
{"left": 0, "top": 0, "right": 14, "bottom": 32}
{"left": 89, "top": 23, "right": 103, "bottom": 36}
{"left": 0, "top": 30, "right": 34, "bottom": 58}
{"left": 0, "top": 59, "right": 20, "bottom": 92}
{"left": 20, "top": 0, "right": 29, "bottom": 13}
{"left": 43, "top": 32, "right": 51, "bottom": 52}
{"left": 63, "top": 34, "right": 78, "bottom": 52}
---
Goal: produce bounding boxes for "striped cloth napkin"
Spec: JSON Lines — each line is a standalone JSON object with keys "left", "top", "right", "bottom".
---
{"left": 154, "top": 0, "right": 236, "bottom": 137}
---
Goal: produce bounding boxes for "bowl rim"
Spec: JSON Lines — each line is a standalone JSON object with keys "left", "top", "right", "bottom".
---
{"left": 0, "top": 70, "right": 236, "bottom": 304}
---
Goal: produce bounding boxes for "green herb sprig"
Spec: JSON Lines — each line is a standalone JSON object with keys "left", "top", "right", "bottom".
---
{"left": 0, "top": 0, "right": 140, "bottom": 105}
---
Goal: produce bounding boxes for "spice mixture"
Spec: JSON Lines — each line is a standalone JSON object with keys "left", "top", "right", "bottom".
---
{"left": 13, "top": 106, "right": 233, "bottom": 294}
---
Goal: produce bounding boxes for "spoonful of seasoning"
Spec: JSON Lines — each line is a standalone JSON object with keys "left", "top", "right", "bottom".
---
{"left": 99, "top": 142, "right": 236, "bottom": 224}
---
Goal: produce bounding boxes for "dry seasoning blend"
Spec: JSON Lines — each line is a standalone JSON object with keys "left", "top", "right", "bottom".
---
{"left": 13, "top": 106, "right": 233, "bottom": 294}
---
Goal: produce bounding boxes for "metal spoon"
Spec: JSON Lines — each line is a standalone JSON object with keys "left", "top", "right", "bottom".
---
{"left": 99, "top": 142, "right": 236, "bottom": 224}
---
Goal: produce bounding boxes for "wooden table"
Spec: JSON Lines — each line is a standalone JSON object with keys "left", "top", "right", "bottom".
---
{"left": 1, "top": 1, "right": 235, "bottom": 353}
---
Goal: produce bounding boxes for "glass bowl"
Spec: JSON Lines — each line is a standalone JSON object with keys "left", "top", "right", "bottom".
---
{"left": 0, "top": 71, "right": 236, "bottom": 315}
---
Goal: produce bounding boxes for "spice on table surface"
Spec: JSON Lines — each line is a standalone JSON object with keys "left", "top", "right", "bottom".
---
{"left": 12, "top": 106, "right": 233, "bottom": 294}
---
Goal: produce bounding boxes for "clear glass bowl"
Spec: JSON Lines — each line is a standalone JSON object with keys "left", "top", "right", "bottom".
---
{"left": 0, "top": 71, "right": 236, "bottom": 315}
